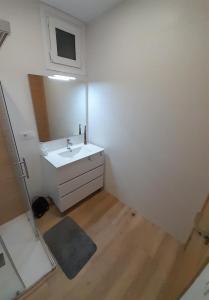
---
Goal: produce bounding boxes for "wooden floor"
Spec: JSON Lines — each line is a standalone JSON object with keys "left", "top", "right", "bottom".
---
{"left": 23, "top": 191, "right": 181, "bottom": 300}
{"left": 160, "top": 197, "right": 209, "bottom": 299}
{"left": 159, "top": 230, "right": 208, "bottom": 299}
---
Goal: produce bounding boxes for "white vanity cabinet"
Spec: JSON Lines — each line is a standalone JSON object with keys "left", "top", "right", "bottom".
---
{"left": 42, "top": 148, "right": 104, "bottom": 212}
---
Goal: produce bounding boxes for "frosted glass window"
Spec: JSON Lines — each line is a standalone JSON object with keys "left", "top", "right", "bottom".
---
{"left": 56, "top": 28, "right": 76, "bottom": 61}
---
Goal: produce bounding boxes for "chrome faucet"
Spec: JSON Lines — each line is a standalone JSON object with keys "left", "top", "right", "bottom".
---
{"left": 67, "top": 138, "right": 73, "bottom": 152}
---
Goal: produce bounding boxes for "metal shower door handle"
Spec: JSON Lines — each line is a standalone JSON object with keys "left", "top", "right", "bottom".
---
{"left": 0, "top": 252, "right": 5, "bottom": 268}
{"left": 15, "top": 158, "right": 30, "bottom": 179}
{"left": 22, "top": 158, "right": 29, "bottom": 179}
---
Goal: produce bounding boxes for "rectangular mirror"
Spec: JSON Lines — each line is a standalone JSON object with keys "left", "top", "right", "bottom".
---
{"left": 28, "top": 74, "right": 87, "bottom": 145}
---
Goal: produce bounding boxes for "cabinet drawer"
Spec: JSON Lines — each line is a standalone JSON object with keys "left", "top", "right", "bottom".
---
{"left": 58, "top": 165, "right": 104, "bottom": 197}
{"left": 57, "top": 151, "right": 104, "bottom": 184}
{"left": 58, "top": 176, "right": 103, "bottom": 212}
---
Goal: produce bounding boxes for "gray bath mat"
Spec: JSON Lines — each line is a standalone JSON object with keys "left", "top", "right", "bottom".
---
{"left": 44, "top": 217, "right": 97, "bottom": 279}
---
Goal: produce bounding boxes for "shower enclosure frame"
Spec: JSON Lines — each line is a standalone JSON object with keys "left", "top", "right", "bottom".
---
{"left": 0, "top": 81, "right": 56, "bottom": 299}
{"left": 0, "top": 235, "right": 25, "bottom": 298}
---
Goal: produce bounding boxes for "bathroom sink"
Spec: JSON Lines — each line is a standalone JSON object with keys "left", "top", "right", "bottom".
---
{"left": 59, "top": 146, "right": 82, "bottom": 158}
{"left": 42, "top": 143, "right": 104, "bottom": 168}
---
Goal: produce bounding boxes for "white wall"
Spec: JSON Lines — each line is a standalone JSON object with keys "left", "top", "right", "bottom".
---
{"left": 43, "top": 78, "right": 86, "bottom": 139}
{"left": 0, "top": 0, "right": 46, "bottom": 199}
{"left": 87, "top": 0, "right": 209, "bottom": 242}
{"left": 0, "top": 0, "right": 85, "bottom": 200}
{"left": 1, "top": 0, "right": 209, "bottom": 242}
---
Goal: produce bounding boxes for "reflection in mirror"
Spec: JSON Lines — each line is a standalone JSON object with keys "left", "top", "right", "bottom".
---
{"left": 28, "top": 74, "right": 86, "bottom": 146}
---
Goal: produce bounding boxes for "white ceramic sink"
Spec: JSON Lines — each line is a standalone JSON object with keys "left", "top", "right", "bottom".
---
{"left": 59, "top": 146, "right": 83, "bottom": 158}
{"left": 43, "top": 143, "right": 104, "bottom": 168}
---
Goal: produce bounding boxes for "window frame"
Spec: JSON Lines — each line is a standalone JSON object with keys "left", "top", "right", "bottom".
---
{"left": 48, "top": 17, "right": 82, "bottom": 69}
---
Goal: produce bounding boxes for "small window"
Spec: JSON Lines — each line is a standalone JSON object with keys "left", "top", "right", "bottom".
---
{"left": 48, "top": 17, "right": 81, "bottom": 68}
{"left": 55, "top": 28, "right": 76, "bottom": 60}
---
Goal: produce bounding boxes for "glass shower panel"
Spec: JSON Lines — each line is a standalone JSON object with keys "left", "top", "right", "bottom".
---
{"left": 0, "top": 236, "right": 25, "bottom": 300}
{"left": 0, "top": 81, "right": 55, "bottom": 295}
{"left": 0, "top": 82, "right": 38, "bottom": 236}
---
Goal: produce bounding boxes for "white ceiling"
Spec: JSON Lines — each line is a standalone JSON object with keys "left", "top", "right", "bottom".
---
{"left": 42, "top": 0, "right": 124, "bottom": 23}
